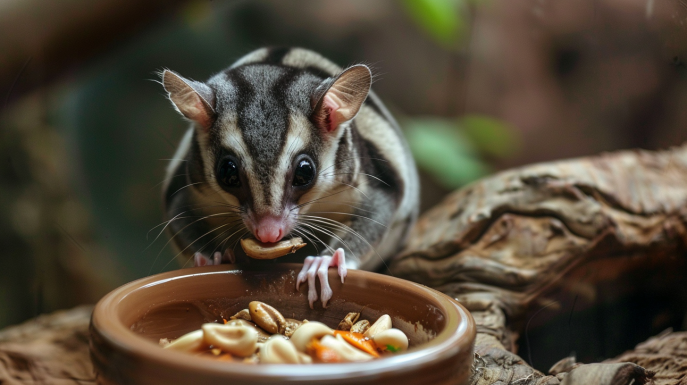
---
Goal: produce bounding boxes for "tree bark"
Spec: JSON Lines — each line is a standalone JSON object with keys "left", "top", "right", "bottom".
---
{"left": 391, "top": 144, "right": 687, "bottom": 384}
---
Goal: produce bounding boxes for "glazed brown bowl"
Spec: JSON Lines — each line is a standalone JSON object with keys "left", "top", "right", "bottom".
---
{"left": 90, "top": 264, "right": 475, "bottom": 385}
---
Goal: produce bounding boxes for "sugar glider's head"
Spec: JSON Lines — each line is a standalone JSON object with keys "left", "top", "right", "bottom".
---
{"left": 161, "top": 51, "right": 371, "bottom": 244}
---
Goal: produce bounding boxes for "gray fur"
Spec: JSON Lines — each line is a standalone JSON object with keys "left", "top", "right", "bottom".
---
{"left": 161, "top": 47, "right": 419, "bottom": 269}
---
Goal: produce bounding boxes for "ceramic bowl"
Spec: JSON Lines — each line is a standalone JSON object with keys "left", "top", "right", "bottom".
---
{"left": 90, "top": 264, "right": 475, "bottom": 384}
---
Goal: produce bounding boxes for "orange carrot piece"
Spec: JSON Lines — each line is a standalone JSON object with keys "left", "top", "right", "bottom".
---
{"left": 306, "top": 337, "right": 341, "bottom": 363}
{"left": 333, "top": 330, "right": 380, "bottom": 357}
{"left": 222, "top": 318, "right": 228, "bottom": 324}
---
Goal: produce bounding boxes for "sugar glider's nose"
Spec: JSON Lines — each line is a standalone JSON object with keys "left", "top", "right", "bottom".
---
{"left": 255, "top": 216, "right": 284, "bottom": 243}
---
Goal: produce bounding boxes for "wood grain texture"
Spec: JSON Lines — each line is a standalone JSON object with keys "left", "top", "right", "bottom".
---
{"left": 0, "top": 306, "right": 94, "bottom": 384}
{"left": 391, "top": 144, "right": 687, "bottom": 384}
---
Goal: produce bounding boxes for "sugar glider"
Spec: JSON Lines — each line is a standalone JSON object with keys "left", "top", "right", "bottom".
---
{"left": 160, "top": 47, "right": 419, "bottom": 308}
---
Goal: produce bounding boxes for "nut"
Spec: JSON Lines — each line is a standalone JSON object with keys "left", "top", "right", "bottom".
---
{"left": 249, "top": 301, "right": 287, "bottom": 335}
{"left": 163, "top": 329, "right": 205, "bottom": 352}
{"left": 202, "top": 323, "right": 258, "bottom": 357}
{"left": 284, "top": 318, "right": 304, "bottom": 337}
{"left": 226, "top": 319, "right": 270, "bottom": 343}
{"left": 372, "top": 328, "right": 408, "bottom": 352}
{"left": 364, "top": 314, "right": 392, "bottom": 338}
{"left": 290, "top": 321, "right": 334, "bottom": 352}
{"left": 229, "top": 309, "right": 251, "bottom": 321}
{"left": 318, "top": 334, "right": 374, "bottom": 362}
{"left": 350, "top": 320, "right": 370, "bottom": 334}
{"left": 241, "top": 237, "right": 307, "bottom": 260}
{"left": 337, "top": 312, "right": 360, "bottom": 331}
{"left": 260, "top": 335, "right": 301, "bottom": 364}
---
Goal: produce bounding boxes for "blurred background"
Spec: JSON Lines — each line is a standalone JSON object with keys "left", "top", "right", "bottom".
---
{"left": 1, "top": 0, "right": 686, "bottom": 371}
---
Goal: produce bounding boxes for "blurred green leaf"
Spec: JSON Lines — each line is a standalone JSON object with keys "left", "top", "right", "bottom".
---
{"left": 405, "top": 118, "right": 490, "bottom": 189}
{"left": 461, "top": 114, "right": 520, "bottom": 158}
{"left": 402, "top": 0, "right": 468, "bottom": 49}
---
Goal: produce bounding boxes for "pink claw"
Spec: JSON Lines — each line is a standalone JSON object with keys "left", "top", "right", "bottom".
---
{"left": 333, "top": 248, "right": 347, "bottom": 283}
{"left": 194, "top": 251, "right": 223, "bottom": 267}
{"left": 194, "top": 252, "right": 210, "bottom": 266}
{"left": 295, "top": 249, "right": 348, "bottom": 308}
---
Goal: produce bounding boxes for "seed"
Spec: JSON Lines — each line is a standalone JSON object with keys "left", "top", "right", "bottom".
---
{"left": 290, "top": 321, "right": 334, "bottom": 352}
{"left": 284, "top": 318, "right": 304, "bottom": 337}
{"left": 372, "top": 328, "right": 408, "bottom": 352}
{"left": 163, "top": 329, "right": 205, "bottom": 352}
{"left": 249, "top": 301, "right": 286, "bottom": 335}
{"left": 364, "top": 314, "right": 392, "bottom": 338}
{"left": 350, "top": 320, "right": 370, "bottom": 334}
{"left": 229, "top": 309, "right": 251, "bottom": 321}
{"left": 202, "top": 323, "right": 258, "bottom": 357}
{"left": 337, "top": 312, "right": 360, "bottom": 331}
{"left": 318, "top": 334, "right": 373, "bottom": 362}
{"left": 260, "top": 335, "right": 301, "bottom": 364}
{"left": 226, "top": 319, "right": 270, "bottom": 343}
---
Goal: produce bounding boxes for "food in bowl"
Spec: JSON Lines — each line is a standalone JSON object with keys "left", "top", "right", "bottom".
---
{"left": 160, "top": 301, "right": 409, "bottom": 364}
{"left": 90, "top": 265, "right": 476, "bottom": 384}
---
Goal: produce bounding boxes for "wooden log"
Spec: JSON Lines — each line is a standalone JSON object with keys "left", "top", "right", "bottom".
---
{"left": 391, "top": 144, "right": 687, "bottom": 384}
{"left": 0, "top": 306, "right": 94, "bottom": 384}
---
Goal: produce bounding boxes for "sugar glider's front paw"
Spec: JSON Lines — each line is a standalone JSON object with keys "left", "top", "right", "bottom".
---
{"left": 193, "top": 252, "right": 221, "bottom": 267}
{"left": 296, "top": 249, "right": 348, "bottom": 309}
{"left": 193, "top": 250, "right": 235, "bottom": 267}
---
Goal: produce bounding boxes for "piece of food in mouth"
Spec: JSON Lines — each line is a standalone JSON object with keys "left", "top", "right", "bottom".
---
{"left": 240, "top": 237, "right": 307, "bottom": 260}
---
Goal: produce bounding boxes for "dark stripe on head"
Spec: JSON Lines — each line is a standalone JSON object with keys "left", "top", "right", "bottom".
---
{"left": 334, "top": 128, "right": 354, "bottom": 185}
{"left": 164, "top": 155, "right": 191, "bottom": 211}
{"left": 229, "top": 65, "right": 300, "bottom": 206}
{"left": 303, "top": 66, "right": 335, "bottom": 79}
{"left": 350, "top": 124, "right": 403, "bottom": 204}
{"left": 187, "top": 131, "right": 209, "bottom": 187}
{"left": 264, "top": 47, "right": 292, "bottom": 64}
{"left": 363, "top": 96, "right": 383, "bottom": 116}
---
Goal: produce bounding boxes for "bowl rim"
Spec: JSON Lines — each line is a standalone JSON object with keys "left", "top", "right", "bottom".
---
{"left": 91, "top": 264, "right": 475, "bottom": 381}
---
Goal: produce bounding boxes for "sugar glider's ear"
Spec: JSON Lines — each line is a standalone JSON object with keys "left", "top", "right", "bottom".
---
{"left": 161, "top": 70, "right": 215, "bottom": 131}
{"left": 311, "top": 65, "right": 372, "bottom": 133}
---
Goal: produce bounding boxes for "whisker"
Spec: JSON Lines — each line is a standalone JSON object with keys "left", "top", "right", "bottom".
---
{"left": 149, "top": 173, "right": 189, "bottom": 191}
{"left": 294, "top": 225, "right": 336, "bottom": 255}
{"left": 317, "top": 156, "right": 390, "bottom": 176}
{"left": 299, "top": 212, "right": 387, "bottom": 228}
{"left": 195, "top": 223, "right": 245, "bottom": 256}
{"left": 320, "top": 172, "right": 390, "bottom": 187}
{"left": 147, "top": 206, "right": 241, "bottom": 241}
{"left": 192, "top": 222, "right": 249, "bottom": 267}
{"left": 159, "top": 221, "right": 241, "bottom": 272}
{"left": 298, "top": 200, "right": 375, "bottom": 215}
{"left": 232, "top": 229, "right": 252, "bottom": 254}
{"left": 296, "top": 215, "right": 391, "bottom": 273}
{"left": 336, "top": 182, "right": 369, "bottom": 199}
{"left": 170, "top": 181, "right": 205, "bottom": 197}
{"left": 145, "top": 208, "right": 242, "bottom": 273}
{"left": 292, "top": 227, "right": 320, "bottom": 255}
{"left": 152, "top": 214, "right": 244, "bottom": 269}
{"left": 298, "top": 221, "right": 357, "bottom": 260}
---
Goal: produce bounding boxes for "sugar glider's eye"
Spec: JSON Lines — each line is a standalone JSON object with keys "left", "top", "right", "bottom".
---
{"left": 217, "top": 157, "right": 241, "bottom": 188}
{"left": 293, "top": 157, "right": 315, "bottom": 187}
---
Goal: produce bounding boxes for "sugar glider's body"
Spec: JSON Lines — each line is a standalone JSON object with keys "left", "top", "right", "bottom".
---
{"left": 161, "top": 47, "right": 418, "bottom": 306}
